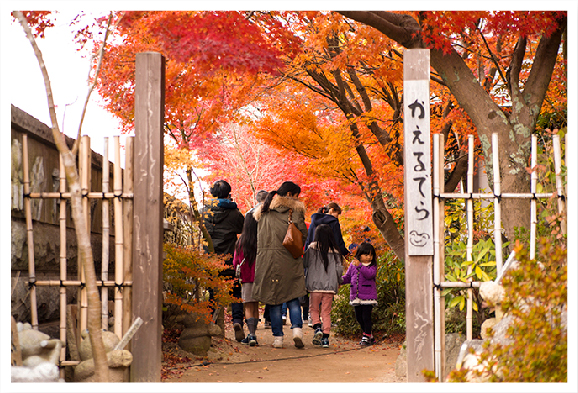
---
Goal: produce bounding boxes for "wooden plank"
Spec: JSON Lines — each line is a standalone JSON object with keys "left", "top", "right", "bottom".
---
{"left": 403, "top": 48, "right": 434, "bottom": 381}
{"left": 131, "top": 52, "right": 165, "bottom": 382}
{"left": 122, "top": 136, "right": 134, "bottom": 383}
{"left": 403, "top": 50, "right": 433, "bottom": 256}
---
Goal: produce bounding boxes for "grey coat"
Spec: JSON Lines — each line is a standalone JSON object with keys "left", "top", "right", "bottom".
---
{"left": 303, "top": 242, "right": 343, "bottom": 294}
{"left": 252, "top": 195, "right": 308, "bottom": 305}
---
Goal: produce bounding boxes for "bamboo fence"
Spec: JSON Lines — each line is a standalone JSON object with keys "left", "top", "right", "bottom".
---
{"left": 432, "top": 132, "right": 567, "bottom": 380}
{"left": 20, "top": 135, "right": 135, "bottom": 379}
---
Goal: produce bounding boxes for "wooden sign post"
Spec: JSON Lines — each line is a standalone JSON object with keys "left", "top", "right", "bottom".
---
{"left": 131, "top": 52, "right": 165, "bottom": 382}
{"left": 403, "top": 48, "right": 434, "bottom": 382}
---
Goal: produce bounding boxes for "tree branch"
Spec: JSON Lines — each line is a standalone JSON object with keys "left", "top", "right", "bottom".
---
{"left": 71, "top": 12, "right": 117, "bottom": 155}
{"left": 346, "top": 67, "right": 372, "bottom": 112}
{"left": 522, "top": 16, "right": 566, "bottom": 113}
{"left": 475, "top": 23, "right": 508, "bottom": 88}
{"left": 507, "top": 35, "right": 526, "bottom": 101}
{"left": 339, "top": 11, "right": 423, "bottom": 48}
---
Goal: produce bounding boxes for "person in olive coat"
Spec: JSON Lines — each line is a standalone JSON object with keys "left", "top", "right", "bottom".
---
{"left": 201, "top": 180, "right": 245, "bottom": 341}
{"left": 253, "top": 181, "right": 308, "bottom": 348}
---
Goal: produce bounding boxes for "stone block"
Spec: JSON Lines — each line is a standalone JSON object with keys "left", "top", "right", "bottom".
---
{"left": 443, "top": 333, "right": 465, "bottom": 378}
{"left": 178, "top": 333, "right": 212, "bottom": 356}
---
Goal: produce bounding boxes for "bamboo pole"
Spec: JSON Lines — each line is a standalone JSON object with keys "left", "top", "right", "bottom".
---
{"left": 86, "top": 135, "right": 93, "bottom": 248}
{"left": 113, "top": 136, "right": 124, "bottom": 338}
{"left": 466, "top": 136, "right": 474, "bottom": 341}
{"left": 564, "top": 135, "right": 568, "bottom": 210}
{"left": 438, "top": 133, "right": 446, "bottom": 379}
{"left": 122, "top": 137, "right": 134, "bottom": 344}
{"left": 433, "top": 133, "right": 442, "bottom": 380}
{"left": 78, "top": 136, "right": 89, "bottom": 334}
{"left": 26, "top": 191, "right": 134, "bottom": 199}
{"left": 32, "top": 190, "right": 564, "bottom": 200}
{"left": 530, "top": 135, "right": 537, "bottom": 260}
{"left": 114, "top": 317, "right": 143, "bottom": 351}
{"left": 492, "top": 133, "right": 503, "bottom": 274}
{"left": 552, "top": 134, "right": 566, "bottom": 235}
{"left": 438, "top": 192, "right": 553, "bottom": 199}
{"left": 440, "top": 282, "right": 483, "bottom": 288}
{"left": 102, "top": 137, "right": 110, "bottom": 330}
{"left": 60, "top": 361, "right": 81, "bottom": 366}
{"left": 22, "top": 134, "right": 38, "bottom": 330}
{"left": 58, "top": 155, "right": 67, "bottom": 379}
{"left": 34, "top": 280, "right": 133, "bottom": 287}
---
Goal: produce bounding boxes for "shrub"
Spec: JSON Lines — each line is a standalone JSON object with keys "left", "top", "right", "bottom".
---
{"left": 445, "top": 238, "right": 567, "bottom": 382}
{"left": 332, "top": 249, "right": 406, "bottom": 338}
{"left": 163, "top": 243, "right": 235, "bottom": 323}
{"left": 443, "top": 197, "right": 506, "bottom": 338}
{"left": 444, "top": 236, "right": 500, "bottom": 337}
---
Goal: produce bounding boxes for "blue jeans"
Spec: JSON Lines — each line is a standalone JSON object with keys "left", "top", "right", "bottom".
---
{"left": 269, "top": 298, "right": 303, "bottom": 336}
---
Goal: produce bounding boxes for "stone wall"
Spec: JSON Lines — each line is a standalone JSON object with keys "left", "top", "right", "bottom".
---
{"left": 11, "top": 105, "right": 118, "bottom": 325}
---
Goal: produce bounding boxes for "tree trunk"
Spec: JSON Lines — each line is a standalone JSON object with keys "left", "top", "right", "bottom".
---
{"left": 350, "top": 124, "right": 405, "bottom": 261}
{"left": 64, "top": 153, "right": 109, "bottom": 381}
{"left": 370, "top": 198, "right": 405, "bottom": 261}
{"left": 15, "top": 11, "right": 110, "bottom": 381}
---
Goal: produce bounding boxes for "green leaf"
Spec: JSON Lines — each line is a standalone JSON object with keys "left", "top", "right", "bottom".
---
{"left": 475, "top": 265, "right": 483, "bottom": 279}
{"left": 459, "top": 297, "right": 466, "bottom": 311}
{"left": 477, "top": 245, "right": 490, "bottom": 259}
{"left": 449, "top": 296, "right": 462, "bottom": 308}
{"left": 480, "top": 260, "right": 496, "bottom": 267}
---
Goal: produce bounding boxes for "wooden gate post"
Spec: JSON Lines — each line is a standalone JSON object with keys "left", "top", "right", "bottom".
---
{"left": 403, "top": 48, "right": 434, "bottom": 381}
{"left": 131, "top": 52, "right": 165, "bottom": 382}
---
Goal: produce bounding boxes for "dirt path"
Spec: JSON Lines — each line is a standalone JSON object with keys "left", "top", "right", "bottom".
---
{"left": 163, "top": 321, "right": 406, "bottom": 383}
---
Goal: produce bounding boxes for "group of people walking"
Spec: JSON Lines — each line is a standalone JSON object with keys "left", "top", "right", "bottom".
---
{"left": 202, "top": 180, "right": 378, "bottom": 349}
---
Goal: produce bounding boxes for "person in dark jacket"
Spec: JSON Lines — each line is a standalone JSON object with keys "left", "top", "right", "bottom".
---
{"left": 305, "top": 202, "right": 349, "bottom": 256}
{"left": 202, "top": 180, "right": 245, "bottom": 341}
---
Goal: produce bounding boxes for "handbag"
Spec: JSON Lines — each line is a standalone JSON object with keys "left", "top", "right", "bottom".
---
{"left": 235, "top": 258, "right": 245, "bottom": 280}
{"left": 282, "top": 209, "right": 304, "bottom": 259}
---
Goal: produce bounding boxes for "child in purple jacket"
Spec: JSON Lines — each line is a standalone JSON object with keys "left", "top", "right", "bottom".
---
{"left": 341, "top": 242, "right": 378, "bottom": 346}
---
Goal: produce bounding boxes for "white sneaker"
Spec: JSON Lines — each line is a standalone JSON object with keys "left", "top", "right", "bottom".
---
{"left": 308, "top": 318, "right": 313, "bottom": 327}
{"left": 272, "top": 336, "right": 283, "bottom": 348}
{"left": 292, "top": 327, "right": 304, "bottom": 348}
